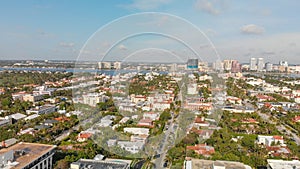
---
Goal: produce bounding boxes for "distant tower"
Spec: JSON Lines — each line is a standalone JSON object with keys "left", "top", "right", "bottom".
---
{"left": 170, "top": 63, "right": 177, "bottom": 72}
{"left": 279, "top": 61, "right": 288, "bottom": 67}
{"left": 266, "top": 62, "right": 273, "bottom": 72}
{"left": 214, "top": 59, "right": 224, "bottom": 72}
{"left": 250, "top": 58, "right": 257, "bottom": 71}
{"left": 223, "top": 60, "right": 233, "bottom": 71}
{"left": 257, "top": 58, "right": 265, "bottom": 71}
{"left": 113, "top": 62, "right": 122, "bottom": 69}
{"left": 187, "top": 59, "right": 198, "bottom": 70}
{"left": 231, "top": 60, "right": 241, "bottom": 73}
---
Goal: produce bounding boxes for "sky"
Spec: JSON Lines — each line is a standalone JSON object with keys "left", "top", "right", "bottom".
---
{"left": 0, "top": 0, "right": 300, "bottom": 63}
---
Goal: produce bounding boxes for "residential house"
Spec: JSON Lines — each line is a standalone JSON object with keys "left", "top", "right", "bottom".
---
{"left": 18, "top": 128, "right": 35, "bottom": 136}
{"left": 186, "top": 144, "right": 215, "bottom": 156}
{"left": 123, "top": 128, "right": 149, "bottom": 135}
{"left": 5, "top": 113, "right": 27, "bottom": 121}
{"left": 77, "top": 132, "right": 93, "bottom": 142}
{"left": 130, "top": 135, "right": 148, "bottom": 143}
{"left": 194, "top": 117, "right": 210, "bottom": 127}
{"left": 22, "top": 94, "right": 44, "bottom": 102}
{"left": 143, "top": 112, "right": 160, "bottom": 120}
{"left": 292, "top": 116, "right": 300, "bottom": 123}
{"left": 257, "top": 135, "right": 285, "bottom": 147}
{"left": 137, "top": 119, "right": 154, "bottom": 128}
{"left": 256, "top": 95, "right": 275, "bottom": 102}
{"left": 26, "top": 104, "right": 56, "bottom": 115}
{"left": 117, "top": 141, "right": 144, "bottom": 154}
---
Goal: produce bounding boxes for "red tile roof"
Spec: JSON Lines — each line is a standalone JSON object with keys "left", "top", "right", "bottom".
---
{"left": 292, "top": 116, "right": 300, "bottom": 122}
{"left": 186, "top": 144, "right": 215, "bottom": 155}
{"left": 78, "top": 133, "right": 92, "bottom": 139}
{"left": 273, "top": 135, "right": 283, "bottom": 140}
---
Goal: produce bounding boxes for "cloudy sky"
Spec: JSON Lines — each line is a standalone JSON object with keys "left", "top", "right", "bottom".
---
{"left": 0, "top": 0, "right": 299, "bottom": 63}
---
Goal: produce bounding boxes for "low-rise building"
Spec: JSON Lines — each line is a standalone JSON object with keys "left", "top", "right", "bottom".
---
{"left": 194, "top": 117, "right": 210, "bottom": 127}
{"left": 70, "top": 158, "right": 131, "bottom": 169}
{"left": 130, "top": 135, "right": 148, "bottom": 143}
{"left": 0, "top": 119, "right": 11, "bottom": 127}
{"left": 137, "top": 118, "right": 154, "bottom": 128}
{"left": 117, "top": 141, "right": 144, "bottom": 154}
{"left": 18, "top": 128, "right": 35, "bottom": 136}
{"left": 0, "top": 142, "right": 56, "bottom": 169}
{"left": 257, "top": 135, "right": 285, "bottom": 147}
{"left": 292, "top": 115, "right": 300, "bottom": 123}
{"left": 123, "top": 127, "right": 149, "bottom": 135}
{"left": 33, "top": 85, "right": 55, "bottom": 96}
{"left": 186, "top": 144, "right": 215, "bottom": 156}
{"left": 26, "top": 104, "right": 56, "bottom": 115}
{"left": 24, "top": 114, "right": 40, "bottom": 121}
{"left": 5, "top": 113, "right": 27, "bottom": 121}
{"left": 184, "top": 158, "right": 251, "bottom": 169}
{"left": 22, "top": 94, "right": 44, "bottom": 102}
{"left": 82, "top": 93, "right": 108, "bottom": 107}
{"left": 152, "top": 101, "right": 171, "bottom": 111}
{"left": 77, "top": 132, "right": 93, "bottom": 142}
{"left": 267, "top": 159, "right": 300, "bottom": 169}
{"left": 143, "top": 112, "right": 160, "bottom": 120}
{"left": 187, "top": 83, "right": 198, "bottom": 95}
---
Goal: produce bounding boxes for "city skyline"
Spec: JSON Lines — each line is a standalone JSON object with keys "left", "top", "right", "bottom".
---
{"left": 0, "top": 1, "right": 300, "bottom": 63}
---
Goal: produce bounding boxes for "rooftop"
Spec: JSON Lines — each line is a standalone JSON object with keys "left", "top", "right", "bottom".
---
{"left": 186, "top": 159, "right": 249, "bottom": 169}
{"left": 71, "top": 159, "right": 130, "bottom": 169}
{"left": 0, "top": 142, "right": 56, "bottom": 169}
{"left": 267, "top": 159, "right": 300, "bottom": 169}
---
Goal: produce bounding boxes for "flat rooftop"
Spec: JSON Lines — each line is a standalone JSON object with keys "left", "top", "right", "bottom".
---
{"left": 190, "top": 159, "right": 247, "bottom": 169}
{"left": 0, "top": 142, "right": 56, "bottom": 169}
{"left": 72, "top": 159, "right": 130, "bottom": 169}
{"left": 267, "top": 159, "right": 300, "bottom": 169}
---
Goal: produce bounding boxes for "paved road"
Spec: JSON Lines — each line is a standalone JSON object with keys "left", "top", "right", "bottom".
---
{"left": 153, "top": 82, "right": 185, "bottom": 168}
{"left": 55, "top": 124, "right": 80, "bottom": 141}
{"left": 153, "top": 113, "right": 176, "bottom": 168}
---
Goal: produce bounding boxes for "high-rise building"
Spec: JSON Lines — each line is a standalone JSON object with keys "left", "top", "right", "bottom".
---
{"left": 279, "top": 61, "right": 288, "bottom": 67}
{"left": 113, "top": 62, "right": 122, "bottom": 69}
{"left": 213, "top": 59, "right": 224, "bottom": 72}
{"left": 266, "top": 62, "right": 273, "bottom": 72}
{"left": 223, "top": 60, "right": 233, "bottom": 71}
{"left": 187, "top": 59, "right": 198, "bottom": 70}
{"left": 257, "top": 58, "right": 265, "bottom": 71}
{"left": 170, "top": 63, "right": 177, "bottom": 72}
{"left": 231, "top": 60, "right": 241, "bottom": 73}
{"left": 250, "top": 58, "right": 257, "bottom": 71}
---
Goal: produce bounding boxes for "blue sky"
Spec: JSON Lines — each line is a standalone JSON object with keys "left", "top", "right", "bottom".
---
{"left": 0, "top": 0, "right": 299, "bottom": 63}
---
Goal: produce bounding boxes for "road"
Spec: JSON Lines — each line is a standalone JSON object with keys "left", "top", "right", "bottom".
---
{"left": 153, "top": 113, "right": 176, "bottom": 168}
{"left": 257, "top": 111, "right": 300, "bottom": 145}
{"left": 55, "top": 124, "right": 80, "bottom": 141}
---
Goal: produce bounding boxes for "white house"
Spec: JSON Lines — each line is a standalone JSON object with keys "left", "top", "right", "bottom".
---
{"left": 123, "top": 127, "right": 149, "bottom": 135}
{"left": 257, "top": 135, "right": 285, "bottom": 146}
{"left": 187, "top": 83, "right": 198, "bottom": 95}
{"left": 117, "top": 141, "right": 144, "bottom": 154}
{"left": 143, "top": 112, "right": 160, "bottom": 120}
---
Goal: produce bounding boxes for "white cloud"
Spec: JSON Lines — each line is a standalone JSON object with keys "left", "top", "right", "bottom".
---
{"left": 195, "top": 0, "right": 226, "bottom": 15}
{"left": 195, "top": 0, "right": 219, "bottom": 15}
{"left": 206, "top": 28, "right": 217, "bottom": 36}
{"left": 59, "top": 42, "right": 75, "bottom": 48}
{"left": 241, "top": 24, "right": 265, "bottom": 35}
{"left": 118, "top": 44, "right": 127, "bottom": 50}
{"left": 120, "top": 0, "right": 171, "bottom": 10}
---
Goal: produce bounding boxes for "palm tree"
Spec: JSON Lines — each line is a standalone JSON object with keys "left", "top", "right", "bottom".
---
{"left": 142, "top": 158, "right": 155, "bottom": 169}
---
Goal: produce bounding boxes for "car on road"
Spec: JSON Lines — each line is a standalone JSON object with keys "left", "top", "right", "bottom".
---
{"left": 163, "top": 160, "right": 168, "bottom": 167}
